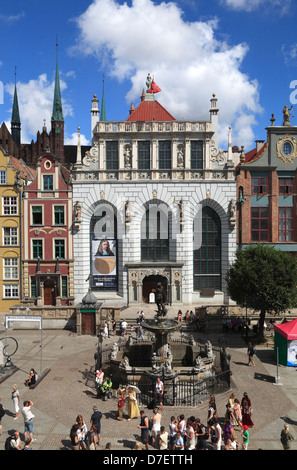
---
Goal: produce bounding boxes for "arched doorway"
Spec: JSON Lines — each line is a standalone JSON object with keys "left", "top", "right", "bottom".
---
{"left": 142, "top": 274, "right": 168, "bottom": 304}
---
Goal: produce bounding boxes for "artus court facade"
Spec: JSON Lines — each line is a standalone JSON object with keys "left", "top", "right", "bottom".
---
{"left": 72, "top": 75, "right": 240, "bottom": 308}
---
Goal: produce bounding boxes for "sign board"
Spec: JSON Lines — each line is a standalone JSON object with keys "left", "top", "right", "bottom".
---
{"left": 5, "top": 315, "right": 43, "bottom": 330}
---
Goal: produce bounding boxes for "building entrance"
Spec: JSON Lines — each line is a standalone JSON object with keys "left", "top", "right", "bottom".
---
{"left": 142, "top": 274, "right": 168, "bottom": 304}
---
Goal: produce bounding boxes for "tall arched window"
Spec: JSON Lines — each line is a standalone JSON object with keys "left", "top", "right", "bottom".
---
{"left": 193, "top": 206, "right": 221, "bottom": 291}
{"left": 141, "top": 203, "right": 170, "bottom": 261}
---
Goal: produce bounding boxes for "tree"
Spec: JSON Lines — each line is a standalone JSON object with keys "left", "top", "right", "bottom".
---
{"left": 226, "top": 244, "right": 297, "bottom": 338}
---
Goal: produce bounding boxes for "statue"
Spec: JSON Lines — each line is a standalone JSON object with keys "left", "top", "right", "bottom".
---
{"left": 283, "top": 104, "right": 293, "bottom": 126}
{"left": 155, "top": 282, "right": 167, "bottom": 318}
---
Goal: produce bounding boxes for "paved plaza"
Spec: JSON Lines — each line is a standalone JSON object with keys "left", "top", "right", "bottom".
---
{"left": 0, "top": 307, "right": 297, "bottom": 451}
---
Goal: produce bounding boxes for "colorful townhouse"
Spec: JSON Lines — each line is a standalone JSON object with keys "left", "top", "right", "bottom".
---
{"left": 237, "top": 106, "right": 297, "bottom": 256}
{"left": 0, "top": 146, "right": 34, "bottom": 313}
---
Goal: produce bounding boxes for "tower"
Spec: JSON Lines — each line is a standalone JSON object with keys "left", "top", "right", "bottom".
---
{"left": 51, "top": 42, "right": 64, "bottom": 161}
{"left": 11, "top": 69, "right": 21, "bottom": 146}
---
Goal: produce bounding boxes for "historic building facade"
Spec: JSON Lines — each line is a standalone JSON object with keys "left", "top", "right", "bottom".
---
{"left": 72, "top": 77, "right": 240, "bottom": 307}
{"left": 0, "top": 147, "right": 34, "bottom": 312}
{"left": 237, "top": 106, "right": 297, "bottom": 256}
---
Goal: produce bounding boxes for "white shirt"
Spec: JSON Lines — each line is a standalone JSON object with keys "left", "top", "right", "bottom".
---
{"left": 22, "top": 405, "right": 35, "bottom": 422}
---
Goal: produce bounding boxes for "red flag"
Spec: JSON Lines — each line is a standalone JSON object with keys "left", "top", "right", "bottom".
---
{"left": 148, "top": 79, "right": 161, "bottom": 94}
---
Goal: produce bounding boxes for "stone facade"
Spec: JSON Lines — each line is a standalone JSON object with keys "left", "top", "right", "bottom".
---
{"left": 72, "top": 82, "right": 239, "bottom": 307}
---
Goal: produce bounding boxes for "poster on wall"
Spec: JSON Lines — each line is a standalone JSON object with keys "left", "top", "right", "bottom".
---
{"left": 91, "top": 239, "right": 117, "bottom": 289}
{"left": 287, "top": 339, "right": 297, "bottom": 366}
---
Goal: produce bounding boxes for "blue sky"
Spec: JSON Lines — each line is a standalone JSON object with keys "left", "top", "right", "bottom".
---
{"left": 1, "top": 0, "right": 297, "bottom": 151}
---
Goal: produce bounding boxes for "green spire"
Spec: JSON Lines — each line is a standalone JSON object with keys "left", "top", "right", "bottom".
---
{"left": 11, "top": 67, "right": 21, "bottom": 146}
{"left": 52, "top": 41, "right": 63, "bottom": 122}
{"left": 100, "top": 78, "right": 106, "bottom": 121}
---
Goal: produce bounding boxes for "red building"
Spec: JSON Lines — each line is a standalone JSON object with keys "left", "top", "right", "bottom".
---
{"left": 22, "top": 150, "right": 74, "bottom": 308}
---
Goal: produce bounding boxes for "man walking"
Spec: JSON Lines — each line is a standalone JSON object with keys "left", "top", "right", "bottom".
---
{"left": 21, "top": 400, "right": 35, "bottom": 442}
{"left": 138, "top": 410, "right": 149, "bottom": 450}
{"left": 90, "top": 405, "right": 102, "bottom": 446}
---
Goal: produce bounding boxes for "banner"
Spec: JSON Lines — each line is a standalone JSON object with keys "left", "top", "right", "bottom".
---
{"left": 91, "top": 238, "right": 117, "bottom": 289}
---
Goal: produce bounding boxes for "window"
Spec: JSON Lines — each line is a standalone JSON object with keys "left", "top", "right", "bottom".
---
{"left": 3, "top": 227, "right": 18, "bottom": 245}
{"left": 279, "top": 178, "right": 293, "bottom": 194}
{"left": 43, "top": 174, "right": 53, "bottom": 190}
{"left": 54, "top": 206, "right": 65, "bottom": 225}
{"left": 55, "top": 239, "right": 65, "bottom": 259}
{"left": 279, "top": 207, "right": 293, "bottom": 241}
{"left": 191, "top": 141, "right": 203, "bottom": 169}
{"left": 193, "top": 207, "right": 221, "bottom": 291}
{"left": 159, "top": 141, "right": 171, "bottom": 170}
{"left": 141, "top": 205, "right": 170, "bottom": 261}
{"left": 282, "top": 141, "right": 293, "bottom": 156}
{"left": 32, "top": 206, "right": 43, "bottom": 225}
{"left": 3, "top": 284, "right": 19, "bottom": 298}
{"left": 4, "top": 258, "right": 18, "bottom": 280}
{"left": 30, "top": 276, "right": 37, "bottom": 298}
{"left": 32, "top": 239, "right": 43, "bottom": 259}
{"left": 251, "top": 207, "right": 269, "bottom": 241}
{"left": 0, "top": 170, "right": 7, "bottom": 184}
{"left": 61, "top": 276, "right": 68, "bottom": 298}
{"left": 252, "top": 177, "right": 268, "bottom": 195}
{"left": 3, "top": 196, "right": 17, "bottom": 215}
{"left": 138, "top": 141, "right": 150, "bottom": 170}
{"left": 106, "top": 141, "right": 118, "bottom": 170}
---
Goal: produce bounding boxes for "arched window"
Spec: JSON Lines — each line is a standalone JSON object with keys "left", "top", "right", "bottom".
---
{"left": 193, "top": 206, "right": 221, "bottom": 291}
{"left": 141, "top": 203, "right": 170, "bottom": 261}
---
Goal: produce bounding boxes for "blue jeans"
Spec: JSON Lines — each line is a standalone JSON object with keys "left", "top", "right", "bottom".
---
{"left": 25, "top": 419, "right": 34, "bottom": 434}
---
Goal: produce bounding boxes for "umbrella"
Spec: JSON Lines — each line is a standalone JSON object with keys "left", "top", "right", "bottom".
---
{"left": 127, "top": 384, "right": 141, "bottom": 393}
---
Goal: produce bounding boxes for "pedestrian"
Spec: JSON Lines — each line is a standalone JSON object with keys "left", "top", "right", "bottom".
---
{"left": 0, "top": 397, "right": 5, "bottom": 435}
{"left": 76, "top": 414, "right": 88, "bottom": 450}
{"left": 159, "top": 426, "right": 169, "bottom": 450}
{"left": 155, "top": 376, "right": 164, "bottom": 411}
{"left": 241, "top": 392, "right": 254, "bottom": 427}
{"left": 137, "top": 324, "right": 144, "bottom": 340}
{"left": 112, "top": 320, "right": 116, "bottom": 336}
{"left": 151, "top": 407, "right": 162, "bottom": 448}
{"left": 211, "top": 417, "right": 222, "bottom": 450}
{"left": 90, "top": 405, "right": 102, "bottom": 446}
{"left": 195, "top": 418, "right": 206, "bottom": 446}
{"left": 222, "top": 418, "right": 235, "bottom": 446}
{"left": 233, "top": 398, "right": 242, "bottom": 427}
{"left": 207, "top": 399, "right": 216, "bottom": 427}
{"left": 116, "top": 387, "right": 126, "bottom": 421}
{"left": 177, "top": 414, "right": 186, "bottom": 438}
{"left": 127, "top": 386, "right": 140, "bottom": 420}
{"left": 168, "top": 416, "right": 177, "bottom": 450}
{"left": 138, "top": 410, "right": 149, "bottom": 450}
{"left": 22, "top": 437, "right": 33, "bottom": 450}
{"left": 21, "top": 400, "right": 35, "bottom": 442}
{"left": 173, "top": 431, "right": 184, "bottom": 450}
{"left": 280, "top": 423, "right": 296, "bottom": 450}
{"left": 105, "top": 442, "right": 112, "bottom": 450}
{"left": 247, "top": 342, "right": 255, "bottom": 366}
{"left": 241, "top": 424, "right": 249, "bottom": 450}
{"left": 6, "top": 430, "right": 22, "bottom": 450}
{"left": 184, "top": 420, "right": 196, "bottom": 450}
{"left": 177, "top": 310, "right": 182, "bottom": 322}
{"left": 225, "top": 403, "right": 235, "bottom": 425}
{"left": 121, "top": 319, "right": 127, "bottom": 336}
{"left": 85, "top": 424, "right": 98, "bottom": 450}
{"left": 25, "top": 369, "right": 38, "bottom": 387}
{"left": 70, "top": 424, "right": 80, "bottom": 450}
{"left": 12, "top": 385, "right": 20, "bottom": 420}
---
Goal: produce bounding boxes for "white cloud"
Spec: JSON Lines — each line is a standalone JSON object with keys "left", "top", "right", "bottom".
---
{"left": 65, "top": 131, "right": 90, "bottom": 146}
{"left": 5, "top": 74, "right": 73, "bottom": 144}
{"left": 74, "top": 0, "right": 262, "bottom": 148}
{"left": 221, "top": 0, "right": 291, "bottom": 14}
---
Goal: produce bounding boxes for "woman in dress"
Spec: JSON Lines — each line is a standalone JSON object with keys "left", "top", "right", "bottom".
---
{"left": 127, "top": 387, "right": 140, "bottom": 421}
{"left": 241, "top": 392, "right": 254, "bottom": 427}
{"left": 11, "top": 385, "right": 20, "bottom": 420}
{"left": 233, "top": 398, "right": 242, "bottom": 427}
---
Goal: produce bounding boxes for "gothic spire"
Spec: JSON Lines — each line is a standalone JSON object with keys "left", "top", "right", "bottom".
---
{"left": 11, "top": 66, "right": 21, "bottom": 146}
{"left": 52, "top": 40, "right": 64, "bottom": 123}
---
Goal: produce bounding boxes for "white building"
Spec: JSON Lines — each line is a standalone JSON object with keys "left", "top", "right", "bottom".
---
{"left": 72, "top": 76, "right": 239, "bottom": 308}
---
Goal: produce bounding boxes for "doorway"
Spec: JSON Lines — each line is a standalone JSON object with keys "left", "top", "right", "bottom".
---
{"left": 142, "top": 274, "right": 168, "bottom": 304}
{"left": 44, "top": 279, "right": 56, "bottom": 306}
{"left": 81, "top": 311, "right": 96, "bottom": 335}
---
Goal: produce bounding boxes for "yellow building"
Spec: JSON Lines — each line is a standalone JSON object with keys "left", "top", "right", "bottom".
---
{"left": 0, "top": 147, "right": 35, "bottom": 313}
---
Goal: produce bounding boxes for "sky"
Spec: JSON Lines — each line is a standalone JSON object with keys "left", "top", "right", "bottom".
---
{"left": 0, "top": 0, "right": 297, "bottom": 151}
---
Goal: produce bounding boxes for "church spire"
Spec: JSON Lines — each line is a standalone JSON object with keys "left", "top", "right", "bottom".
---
{"left": 52, "top": 40, "right": 63, "bottom": 123}
{"left": 100, "top": 77, "right": 106, "bottom": 121}
{"left": 11, "top": 67, "right": 21, "bottom": 146}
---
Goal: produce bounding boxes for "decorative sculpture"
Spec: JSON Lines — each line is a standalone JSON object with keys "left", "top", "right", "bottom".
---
{"left": 155, "top": 282, "right": 168, "bottom": 318}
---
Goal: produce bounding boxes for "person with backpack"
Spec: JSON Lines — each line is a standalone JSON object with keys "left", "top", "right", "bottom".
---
{"left": 247, "top": 342, "right": 255, "bottom": 367}
{"left": 5, "top": 431, "right": 22, "bottom": 450}
{"left": 84, "top": 424, "right": 98, "bottom": 450}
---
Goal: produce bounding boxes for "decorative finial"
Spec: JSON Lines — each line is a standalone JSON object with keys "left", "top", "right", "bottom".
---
{"left": 270, "top": 113, "right": 275, "bottom": 126}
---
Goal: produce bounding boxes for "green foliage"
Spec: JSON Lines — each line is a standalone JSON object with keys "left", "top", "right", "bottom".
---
{"left": 226, "top": 244, "right": 297, "bottom": 314}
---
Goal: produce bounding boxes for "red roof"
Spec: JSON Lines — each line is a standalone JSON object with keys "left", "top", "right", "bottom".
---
{"left": 274, "top": 319, "right": 297, "bottom": 340}
{"left": 242, "top": 142, "right": 268, "bottom": 165}
{"left": 126, "top": 98, "right": 176, "bottom": 122}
